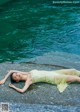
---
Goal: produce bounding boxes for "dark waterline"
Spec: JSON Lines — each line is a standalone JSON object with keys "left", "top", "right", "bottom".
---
{"left": 0, "top": 0, "right": 80, "bottom": 63}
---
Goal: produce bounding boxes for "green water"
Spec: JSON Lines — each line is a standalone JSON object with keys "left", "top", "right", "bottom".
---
{"left": 0, "top": 0, "right": 80, "bottom": 63}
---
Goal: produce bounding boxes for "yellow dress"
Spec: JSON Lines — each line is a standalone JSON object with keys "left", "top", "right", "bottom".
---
{"left": 30, "top": 69, "right": 69, "bottom": 93}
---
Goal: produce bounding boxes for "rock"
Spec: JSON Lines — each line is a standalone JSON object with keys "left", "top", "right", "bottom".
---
{"left": 0, "top": 62, "right": 80, "bottom": 107}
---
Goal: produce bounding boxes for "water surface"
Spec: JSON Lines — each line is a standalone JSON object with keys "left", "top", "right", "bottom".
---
{"left": 0, "top": 0, "right": 80, "bottom": 62}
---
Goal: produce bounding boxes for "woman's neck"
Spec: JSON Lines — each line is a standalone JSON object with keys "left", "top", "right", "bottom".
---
{"left": 21, "top": 72, "right": 30, "bottom": 81}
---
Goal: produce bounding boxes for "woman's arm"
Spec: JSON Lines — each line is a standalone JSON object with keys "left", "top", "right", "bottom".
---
{"left": 9, "top": 78, "right": 32, "bottom": 93}
{"left": 0, "top": 70, "right": 28, "bottom": 85}
{"left": 5, "top": 70, "right": 28, "bottom": 81}
{"left": 0, "top": 70, "right": 13, "bottom": 85}
{"left": 8, "top": 70, "right": 28, "bottom": 75}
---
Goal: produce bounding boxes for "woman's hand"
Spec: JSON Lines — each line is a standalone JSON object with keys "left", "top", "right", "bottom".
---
{"left": 9, "top": 83, "right": 23, "bottom": 93}
{"left": 0, "top": 79, "right": 6, "bottom": 85}
{"left": 9, "top": 83, "right": 15, "bottom": 88}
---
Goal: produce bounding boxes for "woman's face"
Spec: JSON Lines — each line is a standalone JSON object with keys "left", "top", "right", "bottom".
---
{"left": 12, "top": 72, "right": 22, "bottom": 82}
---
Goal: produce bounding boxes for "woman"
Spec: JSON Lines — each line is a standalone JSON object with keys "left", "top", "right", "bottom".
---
{"left": 0, "top": 68, "right": 80, "bottom": 93}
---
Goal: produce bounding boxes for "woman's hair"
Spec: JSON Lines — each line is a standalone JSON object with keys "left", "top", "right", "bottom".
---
{"left": 10, "top": 72, "right": 16, "bottom": 83}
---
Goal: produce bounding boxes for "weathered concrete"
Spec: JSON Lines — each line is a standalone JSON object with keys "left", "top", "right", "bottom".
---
{"left": 0, "top": 62, "right": 80, "bottom": 108}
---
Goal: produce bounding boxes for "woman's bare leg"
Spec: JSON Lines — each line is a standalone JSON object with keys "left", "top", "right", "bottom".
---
{"left": 65, "top": 75, "right": 80, "bottom": 83}
{"left": 55, "top": 69, "right": 80, "bottom": 76}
